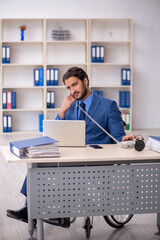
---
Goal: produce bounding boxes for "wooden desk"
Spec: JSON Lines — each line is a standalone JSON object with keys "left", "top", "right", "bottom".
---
{"left": 2, "top": 144, "right": 160, "bottom": 164}
{"left": 1, "top": 145, "right": 160, "bottom": 240}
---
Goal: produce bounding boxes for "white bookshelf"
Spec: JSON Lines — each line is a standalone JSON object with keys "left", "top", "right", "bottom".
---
{"left": 89, "top": 19, "right": 133, "bottom": 132}
{"left": 0, "top": 18, "right": 133, "bottom": 133}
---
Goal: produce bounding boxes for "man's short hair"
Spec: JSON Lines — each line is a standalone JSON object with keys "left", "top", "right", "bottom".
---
{"left": 62, "top": 67, "right": 89, "bottom": 84}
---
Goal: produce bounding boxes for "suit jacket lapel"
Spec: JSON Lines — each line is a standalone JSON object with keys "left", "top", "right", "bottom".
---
{"left": 85, "top": 93, "right": 101, "bottom": 127}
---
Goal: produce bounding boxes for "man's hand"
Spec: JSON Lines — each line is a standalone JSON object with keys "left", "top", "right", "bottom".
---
{"left": 122, "top": 134, "right": 136, "bottom": 142}
{"left": 59, "top": 95, "right": 76, "bottom": 119}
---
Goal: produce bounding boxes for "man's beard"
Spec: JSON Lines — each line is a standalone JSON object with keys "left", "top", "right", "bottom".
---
{"left": 75, "top": 86, "right": 88, "bottom": 100}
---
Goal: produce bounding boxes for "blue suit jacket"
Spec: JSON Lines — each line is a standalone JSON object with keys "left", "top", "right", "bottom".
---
{"left": 56, "top": 92, "right": 125, "bottom": 145}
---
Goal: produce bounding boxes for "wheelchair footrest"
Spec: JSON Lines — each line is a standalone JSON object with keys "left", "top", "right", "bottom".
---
{"left": 43, "top": 218, "right": 70, "bottom": 228}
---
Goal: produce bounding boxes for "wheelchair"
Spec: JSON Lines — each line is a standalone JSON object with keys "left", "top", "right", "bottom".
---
{"left": 83, "top": 214, "right": 133, "bottom": 238}
{"left": 44, "top": 214, "right": 133, "bottom": 239}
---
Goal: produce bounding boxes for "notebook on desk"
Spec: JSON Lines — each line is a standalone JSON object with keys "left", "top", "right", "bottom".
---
{"left": 43, "top": 120, "right": 86, "bottom": 147}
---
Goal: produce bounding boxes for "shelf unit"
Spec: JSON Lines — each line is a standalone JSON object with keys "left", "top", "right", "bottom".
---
{"left": 89, "top": 19, "right": 133, "bottom": 133}
{"left": 0, "top": 18, "right": 132, "bottom": 134}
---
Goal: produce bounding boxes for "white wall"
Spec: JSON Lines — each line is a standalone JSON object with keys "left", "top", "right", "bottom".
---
{"left": 0, "top": 0, "right": 160, "bottom": 130}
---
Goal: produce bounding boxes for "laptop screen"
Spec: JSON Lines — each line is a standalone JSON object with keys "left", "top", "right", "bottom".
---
{"left": 43, "top": 120, "right": 86, "bottom": 147}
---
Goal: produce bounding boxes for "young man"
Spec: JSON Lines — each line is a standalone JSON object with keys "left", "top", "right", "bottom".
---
{"left": 56, "top": 66, "right": 133, "bottom": 143}
{"left": 7, "top": 67, "right": 134, "bottom": 226}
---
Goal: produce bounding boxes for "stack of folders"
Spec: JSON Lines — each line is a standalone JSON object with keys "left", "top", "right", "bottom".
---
{"left": 119, "top": 91, "right": 130, "bottom": 108}
{"left": 121, "top": 112, "right": 130, "bottom": 131}
{"left": 2, "top": 91, "right": 16, "bottom": 109}
{"left": 47, "top": 91, "right": 55, "bottom": 108}
{"left": 91, "top": 46, "right": 104, "bottom": 63}
{"left": 147, "top": 136, "right": 160, "bottom": 153}
{"left": 46, "top": 68, "right": 59, "bottom": 86}
{"left": 121, "top": 68, "right": 131, "bottom": 85}
{"left": 10, "top": 136, "right": 60, "bottom": 158}
{"left": 2, "top": 46, "right": 10, "bottom": 63}
{"left": 3, "top": 115, "right": 12, "bottom": 132}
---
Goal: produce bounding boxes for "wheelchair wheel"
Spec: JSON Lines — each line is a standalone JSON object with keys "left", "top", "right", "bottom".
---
{"left": 103, "top": 214, "right": 133, "bottom": 228}
{"left": 83, "top": 217, "right": 92, "bottom": 239}
{"left": 34, "top": 219, "right": 37, "bottom": 228}
{"left": 111, "top": 214, "right": 133, "bottom": 225}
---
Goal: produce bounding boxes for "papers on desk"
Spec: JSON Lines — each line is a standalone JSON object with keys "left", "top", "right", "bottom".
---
{"left": 147, "top": 136, "right": 160, "bottom": 153}
{"left": 21, "top": 143, "right": 60, "bottom": 158}
{"left": 10, "top": 136, "right": 60, "bottom": 158}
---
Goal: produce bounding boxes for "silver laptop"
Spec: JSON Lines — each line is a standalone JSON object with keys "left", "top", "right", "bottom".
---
{"left": 43, "top": 120, "right": 86, "bottom": 147}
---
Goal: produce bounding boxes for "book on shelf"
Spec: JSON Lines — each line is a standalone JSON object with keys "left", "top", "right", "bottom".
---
{"left": 119, "top": 91, "right": 130, "bottom": 108}
{"left": 2, "top": 46, "right": 10, "bottom": 64}
{"left": 3, "top": 91, "right": 16, "bottom": 109}
{"left": 46, "top": 69, "right": 50, "bottom": 86}
{"left": 100, "top": 46, "right": 104, "bottom": 62}
{"left": 47, "top": 92, "right": 50, "bottom": 108}
{"left": 121, "top": 112, "right": 126, "bottom": 130}
{"left": 121, "top": 112, "right": 130, "bottom": 131}
{"left": 7, "top": 115, "right": 12, "bottom": 132}
{"left": 50, "top": 91, "right": 55, "bottom": 108}
{"left": 46, "top": 68, "right": 59, "bottom": 86}
{"left": 54, "top": 68, "right": 59, "bottom": 85}
{"left": 2, "top": 91, "right": 7, "bottom": 109}
{"left": 125, "top": 91, "right": 130, "bottom": 108}
{"left": 125, "top": 112, "right": 130, "bottom": 130}
{"left": 147, "top": 136, "right": 160, "bottom": 153}
{"left": 39, "top": 114, "right": 44, "bottom": 132}
{"left": 11, "top": 92, "right": 16, "bottom": 109}
{"left": 34, "top": 68, "right": 44, "bottom": 86}
{"left": 7, "top": 91, "right": 11, "bottom": 109}
{"left": 121, "top": 68, "right": 127, "bottom": 85}
{"left": 47, "top": 91, "right": 55, "bottom": 108}
{"left": 34, "top": 69, "right": 39, "bottom": 86}
{"left": 3, "top": 115, "right": 12, "bottom": 132}
{"left": 10, "top": 136, "right": 60, "bottom": 158}
{"left": 91, "top": 46, "right": 104, "bottom": 63}
{"left": 126, "top": 68, "right": 131, "bottom": 85}
{"left": 39, "top": 69, "right": 44, "bottom": 86}
{"left": 121, "top": 68, "right": 131, "bottom": 86}
{"left": 91, "top": 46, "right": 96, "bottom": 62}
{"left": 50, "top": 69, "right": 54, "bottom": 86}
{"left": 3, "top": 115, "right": 7, "bottom": 132}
